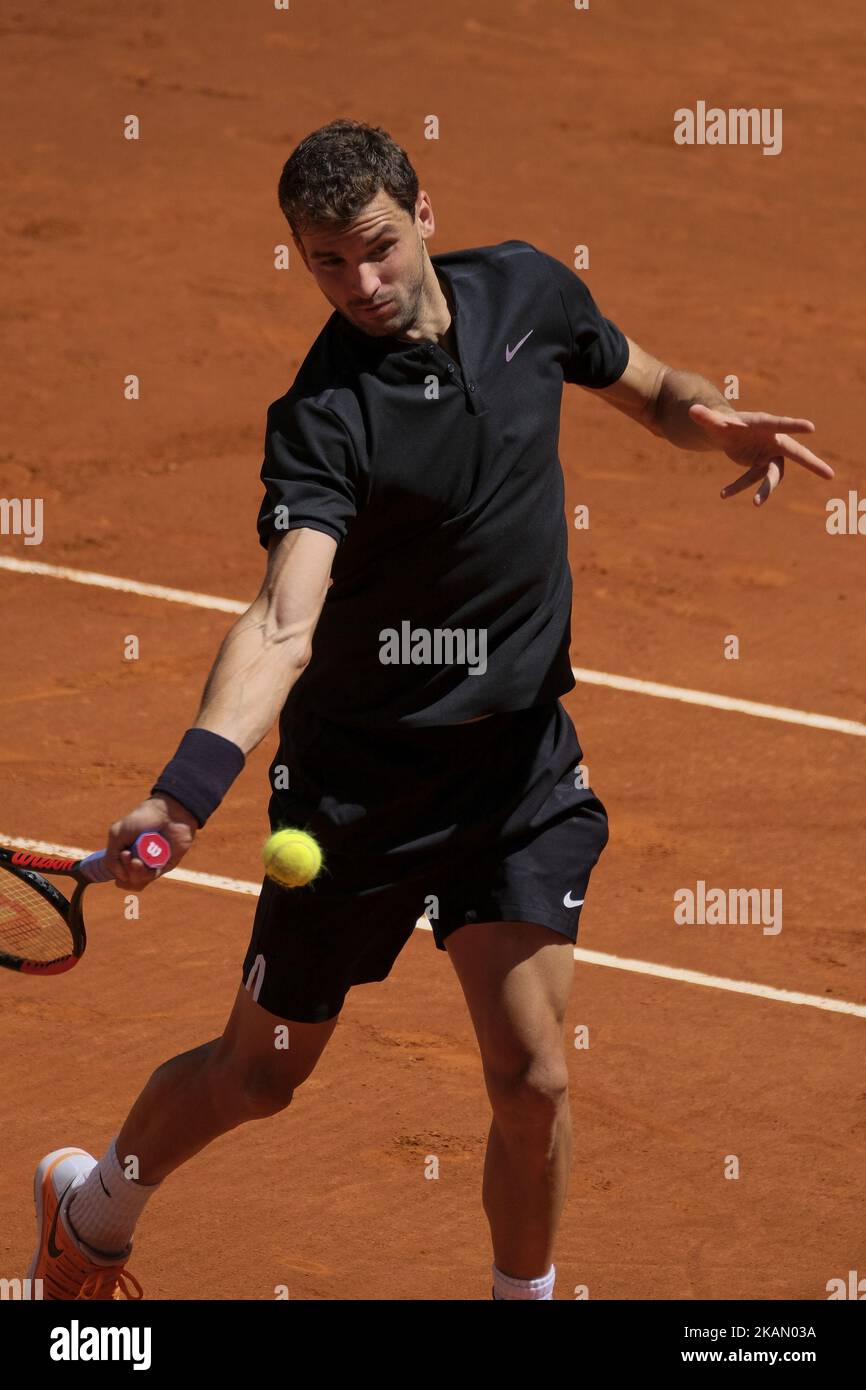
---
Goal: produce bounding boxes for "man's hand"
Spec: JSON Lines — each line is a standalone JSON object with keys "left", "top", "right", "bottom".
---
{"left": 688, "top": 404, "right": 834, "bottom": 507}
{"left": 591, "top": 343, "right": 835, "bottom": 506}
{"left": 106, "top": 795, "right": 198, "bottom": 891}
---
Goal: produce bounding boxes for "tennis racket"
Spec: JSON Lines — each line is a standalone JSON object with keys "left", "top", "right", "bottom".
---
{"left": 0, "top": 832, "right": 171, "bottom": 976}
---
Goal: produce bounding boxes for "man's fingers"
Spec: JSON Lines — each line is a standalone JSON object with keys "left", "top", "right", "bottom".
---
{"left": 112, "top": 851, "right": 157, "bottom": 891}
{"left": 754, "top": 459, "right": 784, "bottom": 506}
{"left": 721, "top": 459, "right": 784, "bottom": 502}
{"left": 696, "top": 404, "right": 831, "bottom": 497}
{"left": 776, "top": 433, "right": 835, "bottom": 478}
{"left": 739, "top": 412, "right": 816, "bottom": 434}
{"left": 721, "top": 464, "right": 763, "bottom": 498}
{"left": 691, "top": 404, "right": 820, "bottom": 439}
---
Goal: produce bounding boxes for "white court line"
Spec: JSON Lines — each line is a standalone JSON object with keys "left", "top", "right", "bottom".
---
{"left": 571, "top": 946, "right": 866, "bottom": 1019}
{"left": 2, "top": 554, "right": 865, "bottom": 737}
{"left": 0, "top": 556, "right": 246, "bottom": 614}
{"left": 571, "top": 666, "right": 866, "bottom": 738}
{"left": 2, "top": 834, "right": 863, "bottom": 1020}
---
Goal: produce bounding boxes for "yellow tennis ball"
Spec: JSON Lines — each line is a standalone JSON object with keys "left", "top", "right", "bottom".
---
{"left": 262, "top": 828, "right": 323, "bottom": 888}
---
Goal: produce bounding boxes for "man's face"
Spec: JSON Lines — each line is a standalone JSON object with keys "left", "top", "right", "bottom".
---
{"left": 294, "top": 189, "right": 431, "bottom": 338}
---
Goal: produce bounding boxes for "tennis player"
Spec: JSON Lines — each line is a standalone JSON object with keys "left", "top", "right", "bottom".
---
{"left": 27, "top": 120, "right": 831, "bottom": 1302}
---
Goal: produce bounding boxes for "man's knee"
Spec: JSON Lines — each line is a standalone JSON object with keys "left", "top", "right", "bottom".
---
{"left": 207, "top": 983, "right": 340, "bottom": 1123}
{"left": 485, "top": 1055, "right": 570, "bottom": 1130}
{"left": 205, "top": 1053, "right": 302, "bottom": 1123}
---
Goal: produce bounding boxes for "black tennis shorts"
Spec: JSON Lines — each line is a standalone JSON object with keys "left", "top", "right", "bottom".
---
{"left": 241, "top": 698, "right": 609, "bottom": 1023}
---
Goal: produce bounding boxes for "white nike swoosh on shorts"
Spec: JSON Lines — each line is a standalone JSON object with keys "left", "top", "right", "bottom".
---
{"left": 562, "top": 892, "right": 585, "bottom": 909}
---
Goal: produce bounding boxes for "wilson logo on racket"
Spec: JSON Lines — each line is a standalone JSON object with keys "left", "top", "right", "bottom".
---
{"left": 11, "top": 852, "right": 76, "bottom": 872}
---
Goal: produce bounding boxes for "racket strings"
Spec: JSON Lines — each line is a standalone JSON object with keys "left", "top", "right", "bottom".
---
{"left": 0, "top": 872, "right": 73, "bottom": 961}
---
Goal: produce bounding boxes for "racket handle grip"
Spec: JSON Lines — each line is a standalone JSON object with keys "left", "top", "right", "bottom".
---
{"left": 79, "top": 832, "right": 172, "bottom": 883}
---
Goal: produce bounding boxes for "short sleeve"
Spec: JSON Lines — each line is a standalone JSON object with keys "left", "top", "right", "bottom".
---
{"left": 256, "top": 393, "right": 358, "bottom": 550}
{"left": 535, "top": 250, "right": 630, "bottom": 389}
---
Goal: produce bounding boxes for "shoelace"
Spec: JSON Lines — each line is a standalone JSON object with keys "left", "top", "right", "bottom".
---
{"left": 77, "top": 1267, "right": 144, "bottom": 1300}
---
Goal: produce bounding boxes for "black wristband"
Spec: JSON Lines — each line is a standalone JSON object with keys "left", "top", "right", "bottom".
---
{"left": 150, "top": 728, "right": 245, "bottom": 829}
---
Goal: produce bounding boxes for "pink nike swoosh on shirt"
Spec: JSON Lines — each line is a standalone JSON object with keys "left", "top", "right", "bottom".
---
{"left": 505, "top": 330, "right": 534, "bottom": 362}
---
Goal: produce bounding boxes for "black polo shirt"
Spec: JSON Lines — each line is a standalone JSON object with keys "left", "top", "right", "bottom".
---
{"left": 257, "top": 240, "right": 629, "bottom": 728}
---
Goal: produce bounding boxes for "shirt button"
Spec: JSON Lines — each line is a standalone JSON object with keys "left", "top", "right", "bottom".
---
{"left": 469, "top": 383, "right": 476, "bottom": 392}
{"left": 446, "top": 364, "right": 455, "bottom": 373}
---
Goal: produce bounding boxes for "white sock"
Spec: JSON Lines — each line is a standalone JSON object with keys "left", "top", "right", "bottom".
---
{"left": 492, "top": 1262, "right": 556, "bottom": 1300}
{"left": 66, "top": 1137, "right": 161, "bottom": 1258}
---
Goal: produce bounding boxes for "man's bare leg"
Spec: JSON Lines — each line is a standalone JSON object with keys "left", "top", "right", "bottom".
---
{"left": 114, "top": 984, "right": 339, "bottom": 1184}
{"left": 63, "top": 984, "right": 338, "bottom": 1254}
{"left": 445, "top": 921, "right": 575, "bottom": 1288}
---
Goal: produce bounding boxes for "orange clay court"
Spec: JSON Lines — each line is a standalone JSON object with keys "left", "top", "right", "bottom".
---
{"left": 1, "top": 0, "right": 864, "bottom": 1300}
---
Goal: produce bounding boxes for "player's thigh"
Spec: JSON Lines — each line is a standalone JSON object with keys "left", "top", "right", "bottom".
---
{"left": 445, "top": 920, "right": 574, "bottom": 1083}
{"left": 212, "top": 980, "right": 340, "bottom": 1090}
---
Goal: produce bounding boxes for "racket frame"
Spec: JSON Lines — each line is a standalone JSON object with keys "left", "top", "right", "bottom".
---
{"left": 0, "top": 853, "right": 86, "bottom": 975}
{"left": 0, "top": 832, "right": 168, "bottom": 975}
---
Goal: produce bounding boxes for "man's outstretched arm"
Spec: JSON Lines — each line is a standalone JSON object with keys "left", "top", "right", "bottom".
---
{"left": 587, "top": 336, "right": 834, "bottom": 506}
